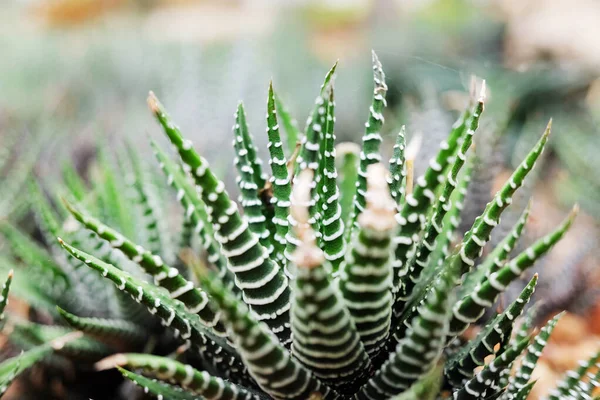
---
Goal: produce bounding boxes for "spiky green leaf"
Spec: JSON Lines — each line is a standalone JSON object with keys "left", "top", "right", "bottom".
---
{"left": 349, "top": 51, "right": 388, "bottom": 234}
{"left": 452, "top": 335, "right": 531, "bottom": 400}
{"left": 57, "top": 239, "right": 248, "bottom": 382}
{"left": 505, "top": 312, "right": 562, "bottom": 398}
{"left": 118, "top": 367, "right": 202, "bottom": 400}
{"left": 149, "top": 92, "right": 291, "bottom": 345}
{"left": 101, "top": 354, "right": 264, "bottom": 399}
{"left": 339, "top": 164, "right": 394, "bottom": 358}
{"left": 445, "top": 275, "right": 538, "bottom": 388}
{"left": 450, "top": 206, "right": 576, "bottom": 337}
{"left": 57, "top": 307, "right": 147, "bottom": 345}
{"left": 63, "top": 200, "right": 226, "bottom": 337}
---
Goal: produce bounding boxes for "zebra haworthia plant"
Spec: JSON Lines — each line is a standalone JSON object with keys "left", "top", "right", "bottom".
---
{"left": 4, "top": 52, "right": 592, "bottom": 399}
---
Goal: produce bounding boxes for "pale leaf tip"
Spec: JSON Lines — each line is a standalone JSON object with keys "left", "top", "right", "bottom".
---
{"left": 61, "top": 196, "right": 75, "bottom": 212}
{"left": 95, "top": 353, "right": 128, "bottom": 371}
{"left": 308, "top": 392, "right": 325, "bottom": 400}
{"left": 526, "top": 197, "right": 534, "bottom": 209}
{"left": 544, "top": 119, "right": 553, "bottom": 137}
{"left": 371, "top": 49, "right": 379, "bottom": 62}
{"left": 570, "top": 203, "right": 580, "bottom": 218}
{"left": 478, "top": 80, "right": 487, "bottom": 103}
{"left": 290, "top": 170, "right": 323, "bottom": 268}
{"left": 335, "top": 142, "right": 360, "bottom": 156}
{"left": 286, "top": 142, "right": 302, "bottom": 176}
{"left": 293, "top": 238, "right": 324, "bottom": 270}
{"left": 51, "top": 331, "right": 83, "bottom": 350}
{"left": 7, "top": 269, "right": 13, "bottom": 278}
{"left": 359, "top": 163, "right": 396, "bottom": 231}
{"left": 147, "top": 91, "right": 159, "bottom": 114}
{"left": 175, "top": 343, "right": 190, "bottom": 355}
{"left": 405, "top": 132, "right": 423, "bottom": 161}
{"left": 290, "top": 170, "right": 313, "bottom": 227}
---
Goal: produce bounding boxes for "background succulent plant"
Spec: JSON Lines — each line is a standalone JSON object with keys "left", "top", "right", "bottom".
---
{"left": 0, "top": 52, "right": 597, "bottom": 399}
{"left": 0, "top": 270, "right": 86, "bottom": 399}
{"left": 0, "top": 127, "right": 49, "bottom": 219}
{"left": 0, "top": 141, "right": 190, "bottom": 398}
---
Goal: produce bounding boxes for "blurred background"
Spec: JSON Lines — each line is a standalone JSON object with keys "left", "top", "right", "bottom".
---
{"left": 1, "top": 0, "right": 600, "bottom": 397}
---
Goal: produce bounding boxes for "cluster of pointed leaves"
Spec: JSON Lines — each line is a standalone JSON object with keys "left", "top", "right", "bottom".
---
{"left": 0, "top": 53, "right": 593, "bottom": 399}
{"left": 0, "top": 139, "right": 187, "bottom": 396}
{"left": 0, "top": 270, "right": 86, "bottom": 398}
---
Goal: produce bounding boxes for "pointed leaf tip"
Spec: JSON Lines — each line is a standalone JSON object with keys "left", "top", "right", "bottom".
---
{"left": 291, "top": 169, "right": 323, "bottom": 269}
{"left": 7, "top": 269, "right": 13, "bottom": 278}
{"left": 572, "top": 203, "right": 580, "bottom": 216}
{"left": 359, "top": 163, "right": 396, "bottom": 231}
{"left": 544, "top": 119, "right": 553, "bottom": 137}
{"left": 479, "top": 80, "right": 487, "bottom": 103}
{"left": 405, "top": 132, "right": 423, "bottom": 161}
{"left": 147, "top": 91, "right": 160, "bottom": 114}
{"left": 290, "top": 170, "right": 313, "bottom": 227}
{"left": 61, "top": 197, "right": 77, "bottom": 215}
{"left": 554, "top": 205, "right": 579, "bottom": 234}
{"left": 526, "top": 197, "right": 534, "bottom": 210}
{"left": 335, "top": 142, "right": 360, "bottom": 155}
{"left": 321, "top": 62, "right": 338, "bottom": 90}
{"left": 95, "top": 354, "right": 128, "bottom": 371}
{"left": 371, "top": 49, "right": 380, "bottom": 62}
{"left": 50, "top": 331, "right": 83, "bottom": 351}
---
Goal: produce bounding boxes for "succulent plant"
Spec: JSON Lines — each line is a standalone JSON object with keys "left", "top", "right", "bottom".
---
{"left": 0, "top": 52, "right": 595, "bottom": 400}
{"left": 0, "top": 270, "right": 84, "bottom": 398}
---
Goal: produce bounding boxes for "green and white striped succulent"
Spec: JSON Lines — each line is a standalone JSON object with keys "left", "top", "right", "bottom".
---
{"left": 0, "top": 52, "right": 596, "bottom": 399}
